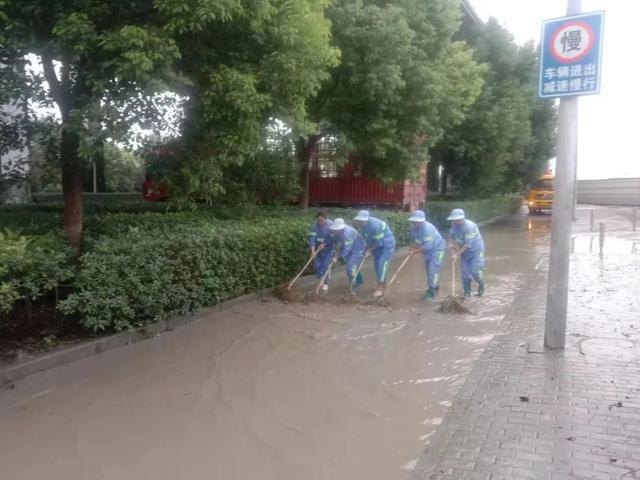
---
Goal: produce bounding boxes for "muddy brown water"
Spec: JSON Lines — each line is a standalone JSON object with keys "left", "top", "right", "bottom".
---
{"left": 0, "top": 211, "right": 552, "bottom": 480}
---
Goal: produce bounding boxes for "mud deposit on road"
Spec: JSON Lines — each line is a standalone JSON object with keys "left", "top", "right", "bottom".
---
{"left": 0, "top": 212, "right": 551, "bottom": 480}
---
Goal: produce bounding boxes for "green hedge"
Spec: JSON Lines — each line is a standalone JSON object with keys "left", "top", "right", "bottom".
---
{"left": 424, "top": 195, "right": 523, "bottom": 228}
{"left": 1, "top": 195, "right": 521, "bottom": 332}
{"left": 59, "top": 219, "right": 311, "bottom": 331}
{"left": 0, "top": 231, "right": 75, "bottom": 315}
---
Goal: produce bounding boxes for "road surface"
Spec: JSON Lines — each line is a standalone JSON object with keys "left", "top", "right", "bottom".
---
{"left": 0, "top": 210, "right": 551, "bottom": 480}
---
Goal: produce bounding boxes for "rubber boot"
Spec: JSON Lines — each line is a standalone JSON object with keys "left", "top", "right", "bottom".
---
{"left": 477, "top": 281, "right": 485, "bottom": 297}
{"left": 463, "top": 280, "right": 472, "bottom": 298}
{"left": 422, "top": 288, "right": 435, "bottom": 300}
{"left": 355, "top": 272, "right": 364, "bottom": 288}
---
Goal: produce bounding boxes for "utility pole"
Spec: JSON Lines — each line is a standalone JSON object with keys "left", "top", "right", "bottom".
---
{"left": 544, "top": 0, "right": 582, "bottom": 350}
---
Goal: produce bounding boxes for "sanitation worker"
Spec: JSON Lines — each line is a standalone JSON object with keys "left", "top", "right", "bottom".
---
{"left": 447, "top": 208, "right": 485, "bottom": 297}
{"left": 309, "top": 211, "right": 334, "bottom": 292}
{"left": 329, "top": 218, "right": 366, "bottom": 288}
{"left": 409, "top": 210, "right": 446, "bottom": 300}
{"left": 354, "top": 210, "right": 396, "bottom": 298}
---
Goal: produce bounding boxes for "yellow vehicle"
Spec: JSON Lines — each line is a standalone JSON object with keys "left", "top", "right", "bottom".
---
{"left": 527, "top": 174, "right": 554, "bottom": 215}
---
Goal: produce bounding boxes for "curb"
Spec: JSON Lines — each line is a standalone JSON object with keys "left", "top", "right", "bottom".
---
{"left": 1, "top": 211, "right": 516, "bottom": 386}
{"left": 0, "top": 290, "right": 262, "bottom": 386}
{"left": 0, "top": 262, "right": 345, "bottom": 386}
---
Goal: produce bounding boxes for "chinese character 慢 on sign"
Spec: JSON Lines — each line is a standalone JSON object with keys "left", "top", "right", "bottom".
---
{"left": 561, "top": 29, "right": 583, "bottom": 53}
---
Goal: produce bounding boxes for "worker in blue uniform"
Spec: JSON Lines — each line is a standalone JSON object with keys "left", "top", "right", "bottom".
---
{"left": 447, "top": 208, "right": 485, "bottom": 297}
{"left": 308, "top": 211, "right": 334, "bottom": 292}
{"left": 409, "top": 210, "right": 446, "bottom": 300}
{"left": 329, "top": 218, "right": 365, "bottom": 288}
{"left": 354, "top": 210, "right": 396, "bottom": 298}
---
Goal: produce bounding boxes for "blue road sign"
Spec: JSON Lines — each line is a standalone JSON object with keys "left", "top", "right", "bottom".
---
{"left": 539, "top": 11, "right": 604, "bottom": 99}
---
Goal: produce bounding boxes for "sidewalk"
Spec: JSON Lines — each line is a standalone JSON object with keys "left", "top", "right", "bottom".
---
{"left": 414, "top": 206, "right": 640, "bottom": 480}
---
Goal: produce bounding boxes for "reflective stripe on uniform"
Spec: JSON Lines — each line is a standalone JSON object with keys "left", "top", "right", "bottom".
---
{"left": 381, "top": 261, "right": 389, "bottom": 282}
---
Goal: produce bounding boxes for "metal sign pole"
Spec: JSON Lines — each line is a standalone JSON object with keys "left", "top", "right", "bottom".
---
{"left": 544, "top": 0, "right": 582, "bottom": 350}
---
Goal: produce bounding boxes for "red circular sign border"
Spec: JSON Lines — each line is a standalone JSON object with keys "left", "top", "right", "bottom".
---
{"left": 550, "top": 20, "right": 595, "bottom": 64}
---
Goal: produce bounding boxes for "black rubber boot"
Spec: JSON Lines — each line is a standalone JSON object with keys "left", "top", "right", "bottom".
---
{"left": 463, "top": 280, "right": 472, "bottom": 298}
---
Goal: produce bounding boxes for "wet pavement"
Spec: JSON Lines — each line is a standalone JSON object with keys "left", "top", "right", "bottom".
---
{"left": 1, "top": 210, "right": 553, "bottom": 480}
{"left": 414, "top": 206, "right": 640, "bottom": 480}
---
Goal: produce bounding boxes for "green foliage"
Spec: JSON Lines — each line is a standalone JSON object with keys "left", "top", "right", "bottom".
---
{"left": 103, "top": 143, "right": 144, "bottom": 192}
{"left": 302, "top": 0, "right": 485, "bottom": 183}
{"left": 434, "top": 19, "right": 557, "bottom": 197}
{"left": 221, "top": 121, "right": 301, "bottom": 204}
{"left": 424, "top": 195, "right": 523, "bottom": 228}
{"left": 59, "top": 220, "right": 311, "bottom": 331}
{"left": 163, "top": 0, "right": 340, "bottom": 199}
{"left": 0, "top": 230, "right": 75, "bottom": 314}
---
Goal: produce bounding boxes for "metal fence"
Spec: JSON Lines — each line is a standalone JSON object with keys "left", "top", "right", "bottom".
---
{"left": 577, "top": 178, "right": 640, "bottom": 206}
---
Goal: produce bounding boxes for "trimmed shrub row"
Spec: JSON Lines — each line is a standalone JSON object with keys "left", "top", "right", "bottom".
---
{"left": 0, "top": 231, "right": 75, "bottom": 315}
{"left": 2, "top": 196, "right": 522, "bottom": 332}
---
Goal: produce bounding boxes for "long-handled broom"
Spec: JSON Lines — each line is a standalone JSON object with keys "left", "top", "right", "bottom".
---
{"left": 315, "top": 255, "right": 338, "bottom": 295}
{"left": 438, "top": 255, "right": 471, "bottom": 314}
{"left": 274, "top": 250, "right": 318, "bottom": 301}
{"left": 380, "top": 253, "right": 413, "bottom": 299}
{"left": 288, "top": 251, "right": 318, "bottom": 291}
{"left": 349, "top": 250, "right": 371, "bottom": 295}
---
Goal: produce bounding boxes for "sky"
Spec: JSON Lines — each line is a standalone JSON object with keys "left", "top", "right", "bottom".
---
{"left": 469, "top": 0, "right": 640, "bottom": 179}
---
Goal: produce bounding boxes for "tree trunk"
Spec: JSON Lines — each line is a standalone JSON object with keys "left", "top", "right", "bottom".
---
{"left": 297, "top": 135, "right": 321, "bottom": 210}
{"left": 440, "top": 165, "right": 448, "bottom": 197}
{"left": 61, "top": 126, "right": 83, "bottom": 255}
{"left": 298, "top": 156, "right": 310, "bottom": 210}
{"left": 40, "top": 55, "right": 87, "bottom": 253}
{"left": 95, "top": 145, "right": 106, "bottom": 193}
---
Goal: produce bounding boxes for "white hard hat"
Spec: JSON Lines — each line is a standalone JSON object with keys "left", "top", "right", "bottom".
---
{"left": 447, "top": 208, "right": 465, "bottom": 221}
{"left": 354, "top": 210, "right": 370, "bottom": 222}
{"left": 330, "top": 218, "right": 346, "bottom": 230}
{"left": 409, "top": 210, "right": 426, "bottom": 222}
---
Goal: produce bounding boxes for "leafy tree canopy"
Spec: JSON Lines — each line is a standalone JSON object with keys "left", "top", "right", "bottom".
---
{"left": 434, "top": 18, "right": 557, "bottom": 197}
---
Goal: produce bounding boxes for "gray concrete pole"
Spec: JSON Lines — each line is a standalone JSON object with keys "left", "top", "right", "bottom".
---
{"left": 544, "top": 0, "right": 582, "bottom": 350}
{"left": 572, "top": 175, "right": 578, "bottom": 220}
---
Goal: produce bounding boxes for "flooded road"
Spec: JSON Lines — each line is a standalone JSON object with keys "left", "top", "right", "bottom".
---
{"left": 0, "top": 211, "right": 551, "bottom": 480}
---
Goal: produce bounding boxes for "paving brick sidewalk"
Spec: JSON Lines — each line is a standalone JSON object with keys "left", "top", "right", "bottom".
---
{"left": 414, "top": 207, "right": 640, "bottom": 480}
